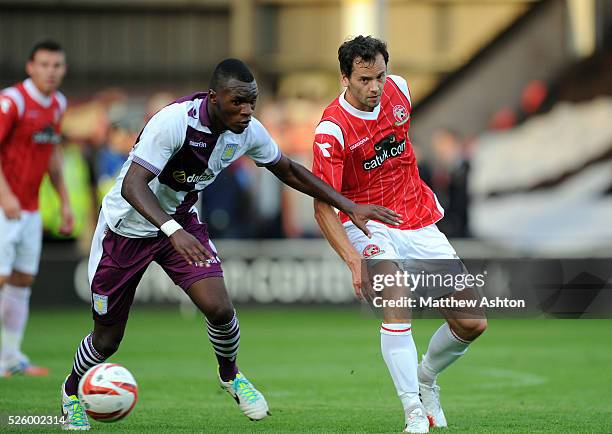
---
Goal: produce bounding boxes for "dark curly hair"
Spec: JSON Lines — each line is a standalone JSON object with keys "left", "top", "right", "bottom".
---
{"left": 29, "top": 39, "right": 63, "bottom": 60}
{"left": 338, "top": 35, "right": 389, "bottom": 77}
{"left": 209, "top": 58, "right": 255, "bottom": 91}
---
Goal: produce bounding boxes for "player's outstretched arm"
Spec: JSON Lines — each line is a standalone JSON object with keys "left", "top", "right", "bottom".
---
{"left": 267, "top": 155, "right": 402, "bottom": 237}
{"left": 121, "top": 162, "right": 215, "bottom": 267}
{"left": 47, "top": 146, "right": 74, "bottom": 235}
{"left": 314, "top": 199, "right": 372, "bottom": 299}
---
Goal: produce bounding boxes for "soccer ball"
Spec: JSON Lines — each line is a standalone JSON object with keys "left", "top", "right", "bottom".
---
{"left": 78, "top": 363, "right": 138, "bottom": 422}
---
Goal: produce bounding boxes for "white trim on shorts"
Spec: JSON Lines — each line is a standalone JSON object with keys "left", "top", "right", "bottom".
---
{"left": 88, "top": 212, "right": 108, "bottom": 288}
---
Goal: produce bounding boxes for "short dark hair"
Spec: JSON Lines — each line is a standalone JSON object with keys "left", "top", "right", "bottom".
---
{"left": 338, "top": 35, "right": 389, "bottom": 77}
{"left": 29, "top": 39, "right": 63, "bottom": 61}
{"left": 209, "top": 58, "right": 255, "bottom": 91}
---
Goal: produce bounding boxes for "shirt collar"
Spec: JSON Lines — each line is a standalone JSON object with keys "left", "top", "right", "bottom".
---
{"left": 339, "top": 89, "right": 380, "bottom": 120}
{"left": 23, "top": 78, "right": 53, "bottom": 108}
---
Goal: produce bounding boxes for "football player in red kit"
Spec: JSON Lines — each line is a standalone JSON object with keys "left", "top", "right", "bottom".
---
{"left": 0, "top": 40, "right": 73, "bottom": 377}
{"left": 312, "top": 36, "right": 487, "bottom": 433}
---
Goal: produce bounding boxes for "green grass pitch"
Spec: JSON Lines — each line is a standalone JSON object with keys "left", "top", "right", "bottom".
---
{"left": 0, "top": 307, "right": 611, "bottom": 433}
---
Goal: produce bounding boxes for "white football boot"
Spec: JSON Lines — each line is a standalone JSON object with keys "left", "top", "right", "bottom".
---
{"left": 419, "top": 380, "right": 447, "bottom": 428}
{"left": 219, "top": 371, "right": 270, "bottom": 421}
{"left": 61, "top": 377, "right": 90, "bottom": 430}
{"left": 404, "top": 403, "right": 430, "bottom": 433}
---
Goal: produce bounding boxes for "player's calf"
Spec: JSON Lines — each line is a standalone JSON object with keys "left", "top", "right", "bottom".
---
{"left": 206, "top": 312, "right": 270, "bottom": 420}
{"left": 64, "top": 333, "right": 107, "bottom": 396}
{"left": 417, "top": 321, "right": 484, "bottom": 428}
{"left": 206, "top": 311, "right": 240, "bottom": 381}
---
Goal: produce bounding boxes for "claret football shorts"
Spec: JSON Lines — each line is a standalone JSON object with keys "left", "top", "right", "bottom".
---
{"left": 87, "top": 212, "right": 223, "bottom": 324}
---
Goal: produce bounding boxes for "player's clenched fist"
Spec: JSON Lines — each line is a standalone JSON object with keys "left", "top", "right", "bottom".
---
{"left": 169, "top": 229, "right": 215, "bottom": 267}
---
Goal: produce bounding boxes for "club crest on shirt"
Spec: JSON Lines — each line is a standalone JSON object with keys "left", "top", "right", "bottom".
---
{"left": 221, "top": 143, "right": 239, "bottom": 161}
{"left": 363, "top": 244, "right": 384, "bottom": 258}
{"left": 393, "top": 105, "right": 409, "bottom": 126}
{"left": 92, "top": 294, "right": 108, "bottom": 315}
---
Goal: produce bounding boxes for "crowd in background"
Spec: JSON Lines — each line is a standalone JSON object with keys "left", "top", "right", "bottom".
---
{"left": 40, "top": 74, "right": 562, "bottom": 244}
{"left": 39, "top": 90, "right": 470, "bottom": 244}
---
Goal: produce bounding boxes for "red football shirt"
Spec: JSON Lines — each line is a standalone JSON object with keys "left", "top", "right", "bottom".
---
{"left": 0, "top": 79, "right": 66, "bottom": 211}
{"left": 312, "top": 75, "right": 443, "bottom": 230}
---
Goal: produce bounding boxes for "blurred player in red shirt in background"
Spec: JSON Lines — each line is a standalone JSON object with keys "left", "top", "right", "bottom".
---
{"left": 0, "top": 40, "right": 73, "bottom": 377}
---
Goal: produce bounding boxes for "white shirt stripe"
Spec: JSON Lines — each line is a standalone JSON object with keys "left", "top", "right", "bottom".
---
{"left": 315, "top": 120, "right": 344, "bottom": 149}
{"left": 0, "top": 87, "right": 25, "bottom": 118}
{"left": 387, "top": 75, "right": 411, "bottom": 107}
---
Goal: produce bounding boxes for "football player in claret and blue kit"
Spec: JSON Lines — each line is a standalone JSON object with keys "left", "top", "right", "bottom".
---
{"left": 59, "top": 58, "right": 402, "bottom": 430}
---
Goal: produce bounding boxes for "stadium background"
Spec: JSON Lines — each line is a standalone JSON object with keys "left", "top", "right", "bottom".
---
{"left": 1, "top": 0, "right": 611, "bottom": 432}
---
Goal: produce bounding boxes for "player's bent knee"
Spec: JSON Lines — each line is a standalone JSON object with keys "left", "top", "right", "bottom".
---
{"left": 206, "top": 306, "right": 235, "bottom": 326}
{"left": 92, "top": 323, "right": 126, "bottom": 357}
{"left": 92, "top": 333, "right": 122, "bottom": 357}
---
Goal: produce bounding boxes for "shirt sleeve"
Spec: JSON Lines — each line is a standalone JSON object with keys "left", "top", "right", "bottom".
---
{"left": 55, "top": 91, "right": 68, "bottom": 124}
{"left": 311, "top": 120, "right": 345, "bottom": 191}
{"left": 244, "top": 117, "right": 282, "bottom": 166}
{"left": 131, "top": 103, "right": 186, "bottom": 175}
{"left": 387, "top": 75, "right": 412, "bottom": 109}
{"left": 0, "top": 94, "right": 19, "bottom": 146}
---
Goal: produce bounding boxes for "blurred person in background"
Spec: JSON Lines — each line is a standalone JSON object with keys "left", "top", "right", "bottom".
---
{"left": 430, "top": 128, "right": 470, "bottom": 238}
{"left": 0, "top": 40, "right": 73, "bottom": 377}
{"left": 199, "top": 158, "right": 255, "bottom": 239}
{"left": 96, "top": 90, "right": 173, "bottom": 198}
{"left": 261, "top": 97, "right": 324, "bottom": 238}
{"left": 60, "top": 88, "right": 129, "bottom": 238}
{"left": 143, "top": 91, "right": 177, "bottom": 123}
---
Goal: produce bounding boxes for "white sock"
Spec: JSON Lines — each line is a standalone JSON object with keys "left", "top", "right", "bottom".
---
{"left": 380, "top": 323, "right": 420, "bottom": 410}
{"left": 418, "top": 322, "right": 471, "bottom": 385}
{"left": 0, "top": 284, "right": 32, "bottom": 364}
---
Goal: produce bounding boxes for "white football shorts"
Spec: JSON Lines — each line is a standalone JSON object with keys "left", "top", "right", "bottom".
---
{"left": 345, "top": 221, "right": 463, "bottom": 299}
{"left": 0, "top": 209, "right": 43, "bottom": 276}
{"left": 345, "top": 220, "right": 458, "bottom": 261}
